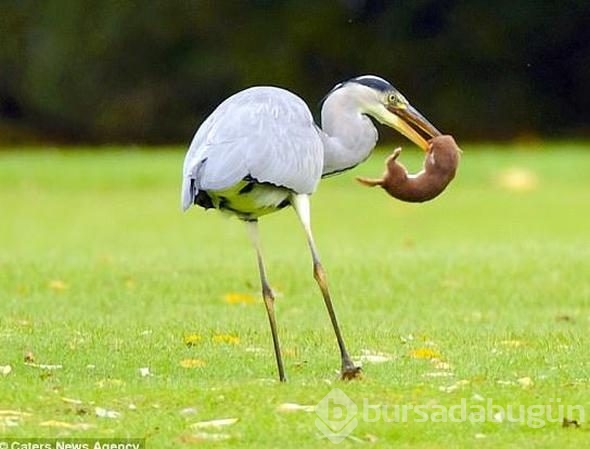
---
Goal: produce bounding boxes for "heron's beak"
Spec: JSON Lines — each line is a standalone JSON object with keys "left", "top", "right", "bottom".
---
{"left": 380, "top": 104, "right": 442, "bottom": 151}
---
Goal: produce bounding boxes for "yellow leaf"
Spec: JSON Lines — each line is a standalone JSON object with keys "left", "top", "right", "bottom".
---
{"left": 179, "top": 432, "right": 231, "bottom": 443}
{"left": 180, "top": 358, "right": 206, "bottom": 368}
{"left": 276, "top": 403, "right": 315, "bottom": 413}
{"left": 95, "top": 378, "right": 124, "bottom": 388}
{"left": 25, "top": 362, "right": 63, "bottom": 370}
{"left": 61, "top": 397, "right": 83, "bottom": 405}
{"left": 40, "top": 420, "right": 94, "bottom": 430}
{"left": 517, "top": 376, "right": 534, "bottom": 388}
{"left": 190, "top": 418, "right": 238, "bottom": 429}
{"left": 283, "top": 348, "right": 297, "bottom": 357}
{"left": 212, "top": 334, "right": 240, "bottom": 345}
{"left": 183, "top": 334, "right": 202, "bottom": 347}
{"left": 49, "top": 280, "right": 68, "bottom": 291}
{"left": 409, "top": 348, "right": 440, "bottom": 360}
{"left": 0, "top": 410, "right": 32, "bottom": 417}
{"left": 223, "top": 293, "right": 256, "bottom": 305}
{"left": 495, "top": 167, "right": 538, "bottom": 192}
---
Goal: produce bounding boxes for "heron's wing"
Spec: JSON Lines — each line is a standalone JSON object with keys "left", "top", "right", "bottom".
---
{"left": 182, "top": 87, "right": 323, "bottom": 211}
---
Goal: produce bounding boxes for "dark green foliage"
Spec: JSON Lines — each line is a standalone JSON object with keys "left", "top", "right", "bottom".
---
{"left": 1, "top": 0, "right": 589, "bottom": 143}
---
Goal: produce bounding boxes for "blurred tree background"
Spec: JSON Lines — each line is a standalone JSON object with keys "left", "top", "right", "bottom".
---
{"left": 1, "top": 0, "right": 589, "bottom": 145}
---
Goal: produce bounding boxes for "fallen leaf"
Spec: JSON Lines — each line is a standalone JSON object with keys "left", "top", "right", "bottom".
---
{"left": 399, "top": 334, "right": 414, "bottom": 343}
{"left": 25, "top": 363, "right": 63, "bottom": 370}
{"left": 0, "top": 365, "right": 12, "bottom": 376}
{"left": 95, "top": 378, "right": 124, "bottom": 388}
{"left": 39, "top": 420, "right": 95, "bottom": 430}
{"left": 0, "top": 410, "right": 30, "bottom": 429}
{"left": 139, "top": 367, "right": 151, "bottom": 377}
{"left": 0, "top": 410, "right": 32, "bottom": 417}
{"left": 180, "top": 359, "right": 206, "bottom": 368}
{"left": 364, "top": 434, "right": 379, "bottom": 443}
{"left": 432, "top": 360, "right": 451, "bottom": 370}
{"left": 495, "top": 167, "right": 538, "bottom": 192}
{"left": 245, "top": 346, "right": 265, "bottom": 353}
{"left": 183, "top": 334, "right": 202, "bottom": 347}
{"left": 212, "top": 334, "right": 240, "bottom": 345}
{"left": 49, "top": 279, "right": 68, "bottom": 291}
{"left": 283, "top": 348, "right": 297, "bottom": 357}
{"left": 95, "top": 407, "right": 120, "bottom": 419}
{"left": 517, "top": 376, "right": 534, "bottom": 388}
{"left": 61, "top": 397, "right": 83, "bottom": 405}
{"left": 409, "top": 348, "right": 440, "bottom": 360}
{"left": 180, "top": 407, "right": 198, "bottom": 416}
{"left": 472, "top": 393, "right": 485, "bottom": 401}
{"left": 1, "top": 417, "right": 20, "bottom": 427}
{"left": 439, "top": 379, "right": 469, "bottom": 393}
{"left": 24, "top": 351, "right": 35, "bottom": 363}
{"left": 357, "top": 349, "right": 393, "bottom": 364}
{"left": 190, "top": 418, "right": 238, "bottom": 429}
{"left": 223, "top": 292, "right": 256, "bottom": 305}
{"left": 276, "top": 403, "right": 315, "bottom": 413}
{"left": 180, "top": 432, "right": 232, "bottom": 443}
{"left": 423, "top": 371, "right": 454, "bottom": 378}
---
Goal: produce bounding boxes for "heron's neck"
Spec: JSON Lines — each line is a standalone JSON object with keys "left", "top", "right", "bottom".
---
{"left": 319, "top": 100, "right": 378, "bottom": 176}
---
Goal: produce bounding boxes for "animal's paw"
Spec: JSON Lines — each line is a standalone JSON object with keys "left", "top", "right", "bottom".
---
{"left": 387, "top": 147, "right": 402, "bottom": 162}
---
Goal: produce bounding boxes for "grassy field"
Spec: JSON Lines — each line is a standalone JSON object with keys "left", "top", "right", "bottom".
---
{"left": 1, "top": 142, "right": 589, "bottom": 448}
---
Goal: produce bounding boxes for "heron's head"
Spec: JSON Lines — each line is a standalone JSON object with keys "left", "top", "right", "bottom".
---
{"left": 325, "top": 75, "right": 442, "bottom": 150}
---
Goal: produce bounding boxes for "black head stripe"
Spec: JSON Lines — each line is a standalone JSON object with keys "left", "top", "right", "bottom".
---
{"left": 321, "top": 75, "right": 394, "bottom": 106}
{"left": 349, "top": 75, "right": 394, "bottom": 92}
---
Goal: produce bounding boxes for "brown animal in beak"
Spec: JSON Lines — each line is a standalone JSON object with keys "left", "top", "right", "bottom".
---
{"left": 356, "top": 135, "right": 461, "bottom": 202}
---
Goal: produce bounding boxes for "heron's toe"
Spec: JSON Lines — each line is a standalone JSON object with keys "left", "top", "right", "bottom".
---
{"left": 341, "top": 365, "right": 363, "bottom": 381}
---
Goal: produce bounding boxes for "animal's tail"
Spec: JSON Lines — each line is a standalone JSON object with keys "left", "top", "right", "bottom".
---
{"left": 355, "top": 176, "right": 383, "bottom": 187}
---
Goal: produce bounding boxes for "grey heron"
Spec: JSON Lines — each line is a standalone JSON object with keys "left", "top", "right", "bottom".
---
{"left": 181, "top": 75, "right": 441, "bottom": 381}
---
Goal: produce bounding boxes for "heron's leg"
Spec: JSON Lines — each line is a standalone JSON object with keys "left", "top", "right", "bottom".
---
{"left": 246, "top": 220, "right": 286, "bottom": 382}
{"left": 291, "top": 194, "right": 361, "bottom": 380}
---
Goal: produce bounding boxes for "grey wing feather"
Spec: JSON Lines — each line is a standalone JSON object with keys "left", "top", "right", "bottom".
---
{"left": 181, "top": 86, "right": 323, "bottom": 211}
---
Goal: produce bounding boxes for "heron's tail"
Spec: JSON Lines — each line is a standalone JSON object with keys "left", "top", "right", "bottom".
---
{"left": 181, "top": 176, "right": 196, "bottom": 211}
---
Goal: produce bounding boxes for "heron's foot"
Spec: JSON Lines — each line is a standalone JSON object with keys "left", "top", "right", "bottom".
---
{"left": 340, "top": 364, "right": 362, "bottom": 381}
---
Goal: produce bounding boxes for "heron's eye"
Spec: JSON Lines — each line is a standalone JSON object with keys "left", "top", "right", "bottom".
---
{"left": 388, "top": 94, "right": 397, "bottom": 104}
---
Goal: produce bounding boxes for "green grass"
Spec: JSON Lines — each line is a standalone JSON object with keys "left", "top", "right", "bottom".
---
{"left": 1, "top": 142, "right": 589, "bottom": 448}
